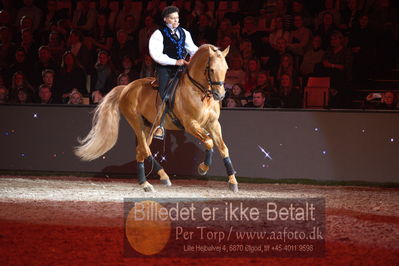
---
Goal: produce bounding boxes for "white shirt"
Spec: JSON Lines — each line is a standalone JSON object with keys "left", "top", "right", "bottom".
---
{"left": 149, "top": 26, "right": 198, "bottom": 66}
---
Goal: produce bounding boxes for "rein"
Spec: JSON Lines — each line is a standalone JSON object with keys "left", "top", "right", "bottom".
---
{"left": 186, "top": 57, "right": 225, "bottom": 101}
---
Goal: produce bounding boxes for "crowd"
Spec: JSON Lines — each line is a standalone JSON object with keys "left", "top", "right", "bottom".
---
{"left": 0, "top": 0, "right": 397, "bottom": 109}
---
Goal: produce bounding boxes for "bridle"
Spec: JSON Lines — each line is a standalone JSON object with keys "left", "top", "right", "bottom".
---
{"left": 186, "top": 57, "right": 225, "bottom": 101}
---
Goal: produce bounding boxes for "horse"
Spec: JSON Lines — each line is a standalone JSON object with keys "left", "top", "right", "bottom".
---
{"left": 74, "top": 44, "right": 238, "bottom": 192}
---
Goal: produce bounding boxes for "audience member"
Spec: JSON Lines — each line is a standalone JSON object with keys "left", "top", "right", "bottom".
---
{"left": 224, "top": 96, "right": 242, "bottom": 108}
{"left": 9, "top": 71, "right": 34, "bottom": 101}
{"left": 276, "top": 53, "right": 301, "bottom": 88}
{"left": 30, "top": 45, "right": 58, "bottom": 86}
{"left": 243, "top": 58, "right": 261, "bottom": 96}
{"left": 15, "top": 87, "right": 33, "bottom": 104}
{"left": 287, "top": 15, "right": 311, "bottom": 57}
{"left": 320, "top": 31, "right": 353, "bottom": 108}
{"left": 119, "top": 55, "right": 139, "bottom": 81}
{"left": 90, "top": 49, "right": 116, "bottom": 100}
{"left": 228, "top": 83, "right": 248, "bottom": 106}
{"left": 89, "top": 12, "right": 113, "bottom": 51}
{"left": 138, "top": 15, "right": 158, "bottom": 55}
{"left": 47, "top": 31, "right": 66, "bottom": 65}
{"left": 67, "top": 88, "right": 84, "bottom": 104}
{"left": 0, "top": 85, "right": 9, "bottom": 104}
{"left": 7, "top": 47, "right": 30, "bottom": 84}
{"left": 314, "top": 12, "right": 339, "bottom": 50}
{"left": 225, "top": 55, "right": 245, "bottom": 90}
{"left": 275, "top": 73, "right": 302, "bottom": 108}
{"left": 117, "top": 73, "right": 130, "bottom": 85}
{"left": 16, "top": 0, "right": 43, "bottom": 31}
{"left": 139, "top": 53, "right": 155, "bottom": 78}
{"left": 56, "top": 51, "right": 87, "bottom": 103}
{"left": 71, "top": 0, "right": 97, "bottom": 36}
{"left": 38, "top": 83, "right": 56, "bottom": 104}
{"left": 366, "top": 91, "right": 398, "bottom": 110}
{"left": 300, "top": 35, "right": 325, "bottom": 81}
{"left": 0, "top": 26, "right": 16, "bottom": 69}
{"left": 349, "top": 14, "right": 376, "bottom": 86}
{"left": 245, "top": 89, "right": 271, "bottom": 108}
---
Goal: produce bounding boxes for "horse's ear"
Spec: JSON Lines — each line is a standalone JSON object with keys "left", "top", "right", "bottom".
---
{"left": 208, "top": 46, "right": 214, "bottom": 55}
{"left": 222, "top": 45, "right": 230, "bottom": 57}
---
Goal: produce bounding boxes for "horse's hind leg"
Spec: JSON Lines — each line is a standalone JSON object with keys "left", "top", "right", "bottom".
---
{"left": 207, "top": 121, "right": 238, "bottom": 192}
{"left": 144, "top": 126, "right": 171, "bottom": 186}
{"left": 120, "top": 105, "right": 155, "bottom": 192}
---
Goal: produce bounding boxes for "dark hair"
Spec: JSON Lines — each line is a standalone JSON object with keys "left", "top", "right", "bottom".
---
{"left": 253, "top": 89, "right": 265, "bottom": 98}
{"left": 162, "top": 6, "right": 179, "bottom": 18}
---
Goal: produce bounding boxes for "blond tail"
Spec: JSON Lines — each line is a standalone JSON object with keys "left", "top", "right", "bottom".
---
{"left": 74, "top": 86, "right": 125, "bottom": 161}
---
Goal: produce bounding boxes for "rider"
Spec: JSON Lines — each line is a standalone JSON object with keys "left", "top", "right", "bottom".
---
{"left": 148, "top": 5, "right": 198, "bottom": 140}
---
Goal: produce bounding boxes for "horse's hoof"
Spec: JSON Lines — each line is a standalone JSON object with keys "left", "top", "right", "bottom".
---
{"left": 198, "top": 162, "right": 209, "bottom": 176}
{"left": 160, "top": 179, "right": 172, "bottom": 186}
{"left": 228, "top": 182, "right": 238, "bottom": 193}
{"left": 141, "top": 182, "right": 156, "bottom": 192}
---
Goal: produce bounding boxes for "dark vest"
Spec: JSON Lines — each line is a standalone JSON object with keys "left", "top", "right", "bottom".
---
{"left": 160, "top": 26, "right": 186, "bottom": 60}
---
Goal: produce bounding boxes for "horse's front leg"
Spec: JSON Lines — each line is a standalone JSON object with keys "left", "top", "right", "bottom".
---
{"left": 183, "top": 120, "right": 214, "bottom": 176}
{"left": 207, "top": 121, "right": 238, "bottom": 192}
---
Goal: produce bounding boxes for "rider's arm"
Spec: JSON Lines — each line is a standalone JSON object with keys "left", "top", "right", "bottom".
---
{"left": 183, "top": 29, "right": 198, "bottom": 57}
{"left": 149, "top": 29, "right": 177, "bottom": 66}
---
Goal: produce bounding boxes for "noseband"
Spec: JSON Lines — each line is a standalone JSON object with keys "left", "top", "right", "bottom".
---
{"left": 186, "top": 57, "right": 225, "bottom": 101}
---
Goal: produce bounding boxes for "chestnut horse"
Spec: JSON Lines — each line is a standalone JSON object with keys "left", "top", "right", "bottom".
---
{"left": 75, "top": 44, "right": 238, "bottom": 192}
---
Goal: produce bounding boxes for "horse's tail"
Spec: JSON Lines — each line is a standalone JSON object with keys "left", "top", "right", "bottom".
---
{"left": 74, "top": 85, "right": 125, "bottom": 161}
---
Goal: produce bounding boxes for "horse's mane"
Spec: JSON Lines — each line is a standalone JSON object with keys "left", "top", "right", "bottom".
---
{"left": 188, "top": 44, "right": 223, "bottom": 69}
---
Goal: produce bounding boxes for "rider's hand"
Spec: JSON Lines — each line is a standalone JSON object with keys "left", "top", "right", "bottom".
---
{"left": 176, "top": 59, "right": 189, "bottom": 66}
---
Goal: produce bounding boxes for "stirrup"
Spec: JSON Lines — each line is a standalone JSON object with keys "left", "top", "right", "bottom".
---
{"left": 153, "top": 126, "right": 165, "bottom": 140}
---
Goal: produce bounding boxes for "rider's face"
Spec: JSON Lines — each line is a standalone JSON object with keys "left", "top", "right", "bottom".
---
{"left": 164, "top": 12, "right": 179, "bottom": 29}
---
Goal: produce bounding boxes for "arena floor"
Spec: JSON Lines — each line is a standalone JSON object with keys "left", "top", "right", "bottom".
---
{"left": 0, "top": 175, "right": 398, "bottom": 265}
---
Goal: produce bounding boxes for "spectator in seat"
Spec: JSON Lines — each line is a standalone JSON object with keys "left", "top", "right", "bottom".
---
{"left": 71, "top": 0, "right": 97, "bottom": 36}
{"left": 90, "top": 49, "right": 116, "bottom": 102}
{"left": 224, "top": 54, "right": 245, "bottom": 90}
{"left": 276, "top": 73, "right": 302, "bottom": 108}
{"left": 67, "top": 88, "right": 84, "bottom": 104}
{"left": 9, "top": 71, "right": 34, "bottom": 102}
{"left": 320, "top": 31, "right": 352, "bottom": 108}
{"left": 117, "top": 73, "right": 130, "bottom": 85}
{"left": 89, "top": 12, "right": 113, "bottom": 52}
{"left": 38, "top": 84, "right": 56, "bottom": 104}
{"left": 300, "top": 35, "right": 325, "bottom": 83}
{"left": 349, "top": 14, "right": 377, "bottom": 86}
{"left": 224, "top": 96, "right": 242, "bottom": 108}
{"left": 226, "top": 83, "right": 247, "bottom": 107}
{"left": 276, "top": 53, "right": 301, "bottom": 88}
{"left": 56, "top": 51, "right": 87, "bottom": 103}
{"left": 314, "top": 12, "right": 339, "bottom": 50}
{"left": 15, "top": 87, "right": 33, "bottom": 104}
{"left": 139, "top": 53, "right": 155, "bottom": 78}
{"left": 287, "top": 15, "right": 311, "bottom": 57}
{"left": 16, "top": 0, "right": 43, "bottom": 32}
{"left": 6, "top": 47, "right": 29, "bottom": 85}
{"left": 366, "top": 91, "right": 398, "bottom": 110}
{"left": 0, "top": 85, "right": 9, "bottom": 104}
{"left": 30, "top": 45, "right": 58, "bottom": 86}
{"left": 245, "top": 89, "right": 271, "bottom": 108}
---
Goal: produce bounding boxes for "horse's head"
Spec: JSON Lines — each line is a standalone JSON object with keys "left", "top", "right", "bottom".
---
{"left": 206, "top": 45, "right": 229, "bottom": 101}
{"left": 187, "top": 44, "right": 230, "bottom": 101}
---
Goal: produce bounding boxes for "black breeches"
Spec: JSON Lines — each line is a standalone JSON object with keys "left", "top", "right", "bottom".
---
{"left": 156, "top": 65, "right": 178, "bottom": 100}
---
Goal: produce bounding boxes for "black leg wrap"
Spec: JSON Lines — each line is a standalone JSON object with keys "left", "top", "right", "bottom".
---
{"left": 204, "top": 149, "right": 214, "bottom": 166}
{"left": 223, "top": 157, "right": 236, "bottom": 176}
{"left": 146, "top": 155, "right": 163, "bottom": 173}
{"left": 137, "top": 162, "right": 146, "bottom": 184}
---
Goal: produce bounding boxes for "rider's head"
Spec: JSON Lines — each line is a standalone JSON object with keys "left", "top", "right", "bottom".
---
{"left": 162, "top": 6, "right": 179, "bottom": 29}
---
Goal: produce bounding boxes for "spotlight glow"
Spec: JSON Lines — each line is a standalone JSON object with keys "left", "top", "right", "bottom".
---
{"left": 33, "top": 113, "right": 38, "bottom": 118}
